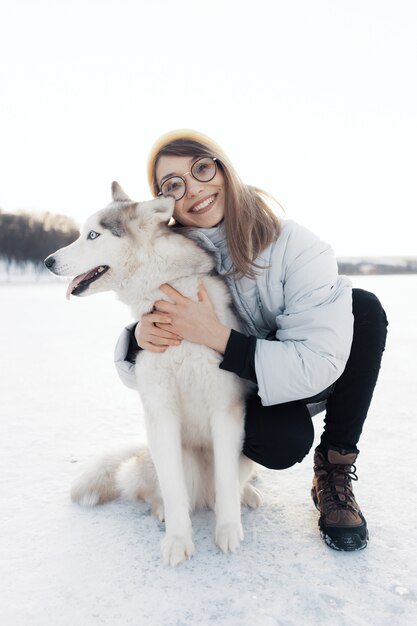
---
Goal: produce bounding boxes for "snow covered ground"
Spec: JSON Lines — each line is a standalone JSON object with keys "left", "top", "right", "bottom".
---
{"left": 1, "top": 275, "right": 416, "bottom": 626}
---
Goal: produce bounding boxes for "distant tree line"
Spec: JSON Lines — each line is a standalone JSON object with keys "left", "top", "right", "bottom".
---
{"left": 0, "top": 209, "right": 79, "bottom": 268}
{"left": 1, "top": 209, "right": 416, "bottom": 276}
{"left": 338, "top": 259, "right": 417, "bottom": 275}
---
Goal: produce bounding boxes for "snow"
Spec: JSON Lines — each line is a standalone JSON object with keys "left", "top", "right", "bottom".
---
{"left": 1, "top": 275, "right": 416, "bottom": 626}
{"left": 0, "top": 260, "right": 53, "bottom": 284}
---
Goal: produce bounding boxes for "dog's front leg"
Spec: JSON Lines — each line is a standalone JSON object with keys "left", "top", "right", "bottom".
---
{"left": 145, "top": 409, "right": 195, "bottom": 567}
{"left": 211, "top": 404, "right": 245, "bottom": 553}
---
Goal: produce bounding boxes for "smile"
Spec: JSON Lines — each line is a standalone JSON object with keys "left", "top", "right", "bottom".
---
{"left": 189, "top": 194, "right": 217, "bottom": 213}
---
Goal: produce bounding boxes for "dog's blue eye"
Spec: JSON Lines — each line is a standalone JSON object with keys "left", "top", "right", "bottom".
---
{"left": 87, "top": 231, "right": 100, "bottom": 240}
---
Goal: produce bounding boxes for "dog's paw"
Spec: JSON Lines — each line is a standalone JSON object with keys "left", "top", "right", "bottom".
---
{"left": 241, "top": 483, "right": 263, "bottom": 509}
{"left": 215, "top": 522, "right": 244, "bottom": 554}
{"left": 161, "top": 534, "right": 195, "bottom": 567}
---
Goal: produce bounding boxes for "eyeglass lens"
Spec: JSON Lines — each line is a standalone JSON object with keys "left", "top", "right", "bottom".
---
{"left": 160, "top": 157, "right": 217, "bottom": 200}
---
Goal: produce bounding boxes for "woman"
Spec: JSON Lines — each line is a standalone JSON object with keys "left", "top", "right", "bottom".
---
{"left": 115, "top": 129, "right": 388, "bottom": 552}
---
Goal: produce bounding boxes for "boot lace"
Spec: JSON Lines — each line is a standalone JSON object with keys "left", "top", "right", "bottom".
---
{"left": 316, "top": 461, "right": 360, "bottom": 513}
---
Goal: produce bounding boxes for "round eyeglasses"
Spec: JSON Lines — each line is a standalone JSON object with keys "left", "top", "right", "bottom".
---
{"left": 158, "top": 157, "right": 218, "bottom": 201}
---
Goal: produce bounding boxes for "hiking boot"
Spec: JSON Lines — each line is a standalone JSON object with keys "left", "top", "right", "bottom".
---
{"left": 311, "top": 445, "right": 368, "bottom": 551}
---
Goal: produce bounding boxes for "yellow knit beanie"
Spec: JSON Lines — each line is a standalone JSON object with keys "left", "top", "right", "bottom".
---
{"left": 147, "top": 129, "right": 228, "bottom": 195}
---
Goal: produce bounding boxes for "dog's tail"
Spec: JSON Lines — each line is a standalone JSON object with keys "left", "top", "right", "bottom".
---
{"left": 70, "top": 445, "right": 141, "bottom": 506}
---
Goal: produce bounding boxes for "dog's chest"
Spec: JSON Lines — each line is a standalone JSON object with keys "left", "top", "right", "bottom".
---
{"left": 135, "top": 342, "right": 243, "bottom": 448}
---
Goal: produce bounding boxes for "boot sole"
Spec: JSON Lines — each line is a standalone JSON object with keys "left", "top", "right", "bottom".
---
{"left": 311, "top": 487, "right": 369, "bottom": 552}
{"left": 320, "top": 528, "right": 368, "bottom": 551}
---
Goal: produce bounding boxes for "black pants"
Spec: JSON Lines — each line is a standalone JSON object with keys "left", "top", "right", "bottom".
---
{"left": 242, "top": 289, "right": 388, "bottom": 470}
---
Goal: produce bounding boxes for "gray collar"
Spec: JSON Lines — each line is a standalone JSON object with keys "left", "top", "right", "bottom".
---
{"left": 184, "top": 222, "right": 232, "bottom": 274}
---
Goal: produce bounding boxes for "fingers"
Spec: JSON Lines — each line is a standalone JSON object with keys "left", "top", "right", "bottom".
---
{"left": 138, "top": 333, "right": 182, "bottom": 351}
{"left": 147, "top": 332, "right": 182, "bottom": 346}
{"left": 144, "top": 313, "right": 182, "bottom": 340}
{"left": 145, "top": 312, "right": 172, "bottom": 326}
{"left": 136, "top": 311, "right": 182, "bottom": 352}
{"left": 153, "top": 324, "right": 182, "bottom": 340}
{"left": 139, "top": 342, "right": 168, "bottom": 353}
{"left": 154, "top": 300, "right": 175, "bottom": 314}
{"left": 159, "top": 283, "right": 187, "bottom": 303}
{"left": 198, "top": 281, "right": 208, "bottom": 302}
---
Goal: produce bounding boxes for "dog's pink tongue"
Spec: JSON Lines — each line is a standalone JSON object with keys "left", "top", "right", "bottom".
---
{"left": 66, "top": 271, "right": 91, "bottom": 300}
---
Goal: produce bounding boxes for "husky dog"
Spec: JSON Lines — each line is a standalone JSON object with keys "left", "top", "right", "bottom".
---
{"left": 45, "top": 182, "right": 261, "bottom": 566}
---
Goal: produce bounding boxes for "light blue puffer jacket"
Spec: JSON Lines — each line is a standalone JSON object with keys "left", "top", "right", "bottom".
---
{"left": 114, "top": 219, "right": 354, "bottom": 406}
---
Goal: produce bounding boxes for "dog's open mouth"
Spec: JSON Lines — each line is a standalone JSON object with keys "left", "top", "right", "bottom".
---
{"left": 66, "top": 265, "right": 109, "bottom": 299}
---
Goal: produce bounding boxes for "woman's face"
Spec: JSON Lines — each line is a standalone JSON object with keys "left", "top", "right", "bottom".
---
{"left": 155, "top": 155, "right": 225, "bottom": 228}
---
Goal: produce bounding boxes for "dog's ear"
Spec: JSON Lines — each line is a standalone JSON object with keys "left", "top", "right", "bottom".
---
{"left": 121, "top": 196, "right": 175, "bottom": 238}
{"left": 111, "top": 181, "right": 133, "bottom": 203}
{"left": 137, "top": 196, "right": 175, "bottom": 225}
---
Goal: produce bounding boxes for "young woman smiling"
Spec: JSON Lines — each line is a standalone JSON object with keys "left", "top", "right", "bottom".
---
{"left": 115, "top": 130, "right": 388, "bottom": 552}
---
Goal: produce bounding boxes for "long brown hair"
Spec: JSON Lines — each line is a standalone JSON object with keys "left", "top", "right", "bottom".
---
{"left": 150, "top": 138, "right": 281, "bottom": 278}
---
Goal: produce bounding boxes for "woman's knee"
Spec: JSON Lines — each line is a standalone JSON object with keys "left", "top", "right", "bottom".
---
{"left": 243, "top": 401, "right": 314, "bottom": 470}
{"left": 352, "top": 288, "right": 388, "bottom": 329}
{"left": 243, "top": 441, "right": 313, "bottom": 470}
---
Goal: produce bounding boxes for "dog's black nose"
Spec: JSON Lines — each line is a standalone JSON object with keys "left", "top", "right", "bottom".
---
{"left": 44, "top": 255, "right": 55, "bottom": 269}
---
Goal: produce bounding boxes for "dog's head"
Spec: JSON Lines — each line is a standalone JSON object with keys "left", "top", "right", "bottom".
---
{"left": 44, "top": 182, "right": 175, "bottom": 298}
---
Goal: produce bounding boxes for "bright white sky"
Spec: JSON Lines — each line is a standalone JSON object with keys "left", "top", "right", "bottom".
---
{"left": 0, "top": 0, "right": 416, "bottom": 256}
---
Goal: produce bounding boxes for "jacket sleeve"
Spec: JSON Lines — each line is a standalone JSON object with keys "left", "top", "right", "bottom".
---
{"left": 114, "top": 322, "right": 139, "bottom": 390}
{"left": 254, "top": 222, "right": 354, "bottom": 406}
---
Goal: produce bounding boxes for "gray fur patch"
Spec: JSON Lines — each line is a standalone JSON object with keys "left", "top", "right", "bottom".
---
{"left": 99, "top": 211, "right": 126, "bottom": 238}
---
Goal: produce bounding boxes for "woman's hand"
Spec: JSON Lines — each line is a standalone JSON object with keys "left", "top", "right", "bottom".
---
{"left": 135, "top": 311, "right": 182, "bottom": 353}
{"left": 154, "top": 283, "right": 231, "bottom": 354}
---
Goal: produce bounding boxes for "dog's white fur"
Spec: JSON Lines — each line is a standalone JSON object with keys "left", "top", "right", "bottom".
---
{"left": 47, "top": 183, "right": 261, "bottom": 566}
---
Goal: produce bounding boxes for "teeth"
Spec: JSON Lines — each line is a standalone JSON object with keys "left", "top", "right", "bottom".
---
{"left": 192, "top": 196, "right": 215, "bottom": 212}
{"left": 87, "top": 266, "right": 107, "bottom": 280}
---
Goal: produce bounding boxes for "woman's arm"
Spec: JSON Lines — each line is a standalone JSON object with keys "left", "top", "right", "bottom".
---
{"left": 114, "top": 322, "right": 140, "bottom": 390}
{"left": 253, "top": 222, "right": 354, "bottom": 406}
